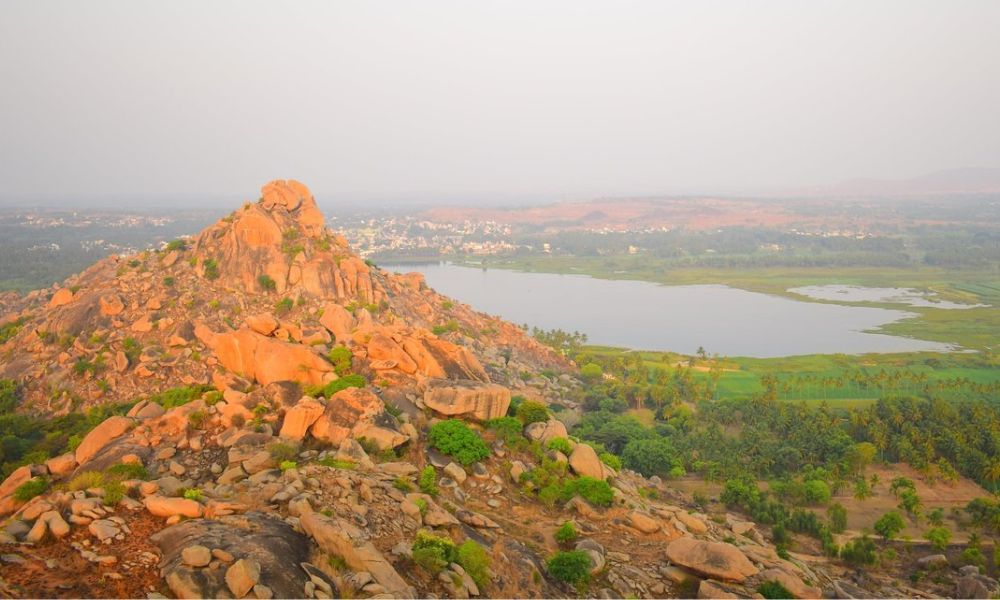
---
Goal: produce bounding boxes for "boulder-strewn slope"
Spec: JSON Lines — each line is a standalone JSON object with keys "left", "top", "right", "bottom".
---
{"left": 0, "top": 180, "right": 570, "bottom": 416}
{"left": 0, "top": 181, "right": 947, "bottom": 599}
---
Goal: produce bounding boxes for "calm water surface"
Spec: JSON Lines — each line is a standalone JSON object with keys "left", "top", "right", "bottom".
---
{"left": 385, "top": 263, "right": 954, "bottom": 357}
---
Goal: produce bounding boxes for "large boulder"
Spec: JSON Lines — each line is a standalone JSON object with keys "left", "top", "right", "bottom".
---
{"left": 279, "top": 397, "right": 326, "bottom": 440}
{"left": 0, "top": 464, "right": 47, "bottom": 517}
{"left": 403, "top": 337, "right": 489, "bottom": 381}
{"left": 525, "top": 418, "right": 568, "bottom": 443}
{"left": 145, "top": 496, "right": 204, "bottom": 519}
{"left": 319, "top": 303, "right": 356, "bottom": 340}
{"left": 758, "top": 568, "right": 822, "bottom": 599}
{"left": 665, "top": 538, "right": 759, "bottom": 582}
{"left": 209, "top": 327, "right": 333, "bottom": 386}
{"left": 423, "top": 380, "right": 511, "bottom": 421}
{"left": 300, "top": 510, "right": 414, "bottom": 597}
{"left": 309, "top": 387, "right": 403, "bottom": 448}
{"left": 367, "top": 333, "right": 418, "bottom": 374}
{"left": 568, "top": 443, "right": 615, "bottom": 480}
{"left": 151, "top": 513, "right": 312, "bottom": 600}
{"left": 75, "top": 416, "right": 133, "bottom": 465}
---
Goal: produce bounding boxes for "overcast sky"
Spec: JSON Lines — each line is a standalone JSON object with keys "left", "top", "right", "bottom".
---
{"left": 1, "top": 1, "right": 999, "bottom": 204}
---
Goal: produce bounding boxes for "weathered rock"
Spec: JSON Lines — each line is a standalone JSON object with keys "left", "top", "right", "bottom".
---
{"left": 182, "top": 544, "right": 213, "bottom": 567}
{"left": 568, "top": 443, "right": 614, "bottom": 480}
{"left": 144, "top": 496, "right": 204, "bottom": 519}
{"left": 75, "top": 416, "right": 133, "bottom": 466}
{"left": 698, "top": 580, "right": 740, "bottom": 599}
{"left": 209, "top": 328, "right": 333, "bottom": 386}
{"left": 49, "top": 288, "right": 74, "bottom": 307}
{"left": 367, "top": 334, "right": 418, "bottom": 373}
{"left": 279, "top": 397, "right": 325, "bottom": 440}
{"left": 247, "top": 314, "right": 279, "bottom": 336}
{"left": 151, "top": 513, "right": 311, "bottom": 600}
{"left": 299, "top": 510, "right": 414, "bottom": 597}
{"left": 318, "top": 304, "right": 355, "bottom": 341}
{"left": 758, "top": 568, "right": 822, "bottom": 599}
{"left": 675, "top": 510, "right": 709, "bottom": 534}
{"left": 310, "top": 387, "right": 396, "bottom": 447}
{"left": 665, "top": 538, "right": 758, "bottom": 582}
{"left": 917, "top": 554, "right": 949, "bottom": 569}
{"left": 443, "top": 462, "right": 467, "bottom": 484}
{"left": 226, "top": 558, "right": 261, "bottom": 598}
{"left": 99, "top": 294, "right": 125, "bottom": 316}
{"left": 524, "top": 418, "right": 568, "bottom": 443}
{"left": 628, "top": 511, "right": 662, "bottom": 534}
{"left": 423, "top": 380, "right": 511, "bottom": 421}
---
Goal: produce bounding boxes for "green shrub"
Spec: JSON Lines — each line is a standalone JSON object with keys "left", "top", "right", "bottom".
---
{"left": 874, "top": 511, "right": 905, "bottom": 541}
{"left": 257, "top": 274, "right": 277, "bottom": 291}
{"left": 516, "top": 400, "right": 549, "bottom": 425}
{"left": 165, "top": 239, "right": 187, "bottom": 252}
{"left": 413, "top": 497, "right": 429, "bottom": 516}
{"left": 598, "top": 452, "right": 622, "bottom": 470}
{"left": 183, "top": 488, "right": 204, "bottom": 501}
{"left": 202, "top": 258, "right": 220, "bottom": 280}
{"left": 162, "top": 276, "right": 175, "bottom": 287}
{"left": 122, "top": 337, "right": 142, "bottom": 363}
{"left": 419, "top": 465, "right": 439, "bottom": 496}
{"left": 546, "top": 550, "right": 591, "bottom": 585}
{"left": 803, "top": 479, "right": 831, "bottom": 505}
{"left": 580, "top": 363, "right": 603, "bottom": 381}
{"left": 13, "top": 477, "right": 47, "bottom": 502}
{"left": 274, "top": 298, "right": 294, "bottom": 315}
{"left": 148, "top": 385, "right": 213, "bottom": 410}
{"left": 485, "top": 416, "right": 523, "bottom": 443}
{"left": 924, "top": 526, "right": 951, "bottom": 551}
{"left": 560, "top": 476, "right": 614, "bottom": 507}
{"left": 279, "top": 460, "right": 297, "bottom": 472}
{"left": 105, "top": 463, "right": 149, "bottom": 480}
{"left": 0, "top": 318, "right": 27, "bottom": 346}
{"left": 68, "top": 471, "right": 105, "bottom": 491}
{"left": 317, "top": 457, "right": 357, "bottom": 470}
{"left": 621, "top": 437, "right": 682, "bottom": 478}
{"left": 103, "top": 480, "right": 126, "bottom": 505}
{"left": 269, "top": 442, "right": 299, "bottom": 462}
{"left": 555, "top": 521, "right": 578, "bottom": 544}
{"left": 827, "top": 503, "right": 848, "bottom": 533}
{"left": 412, "top": 530, "right": 457, "bottom": 574}
{"left": 428, "top": 419, "right": 490, "bottom": 465}
{"left": 840, "top": 535, "right": 877, "bottom": 565}
{"left": 326, "top": 346, "right": 353, "bottom": 376}
{"left": 307, "top": 374, "right": 366, "bottom": 398}
{"left": 758, "top": 580, "right": 794, "bottom": 599}
{"left": 457, "top": 540, "right": 491, "bottom": 588}
{"left": 393, "top": 477, "right": 413, "bottom": 492}
{"left": 0, "top": 379, "right": 19, "bottom": 413}
{"left": 546, "top": 437, "right": 573, "bottom": 455}
{"left": 187, "top": 410, "right": 208, "bottom": 429}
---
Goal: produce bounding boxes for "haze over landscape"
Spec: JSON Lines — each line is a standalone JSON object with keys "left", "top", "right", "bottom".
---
{"left": 2, "top": 1, "right": 1000, "bottom": 203}
{"left": 1, "top": 3, "right": 1000, "bottom": 600}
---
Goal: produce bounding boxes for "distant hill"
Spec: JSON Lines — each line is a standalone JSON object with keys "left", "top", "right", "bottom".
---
{"left": 801, "top": 167, "right": 1000, "bottom": 197}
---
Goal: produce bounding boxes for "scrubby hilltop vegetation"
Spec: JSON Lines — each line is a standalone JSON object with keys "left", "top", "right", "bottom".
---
{"left": 0, "top": 181, "right": 998, "bottom": 599}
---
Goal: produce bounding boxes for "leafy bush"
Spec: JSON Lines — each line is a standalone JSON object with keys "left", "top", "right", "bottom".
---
{"left": 325, "top": 346, "right": 354, "bottom": 376}
{"left": 393, "top": 477, "right": 413, "bottom": 492}
{"left": 546, "top": 550, "right": 591, "bottom": 585}
{"left": 257, "top": 274, "right": 277, "bottom": 291}
{"left": 580, "top": 363, "right": 603, "bottom": 381}
{"left": 419, "top": 465, "right": 439, "bottom": 496}
{"left": 148, "top": 385, "right": 213, "bottom": 410}
{"left": 840, "top": 535, "right": 877, "bottom": 565}
{"left": 103, "top": 480, "right": 126, "bottom": 505}
{"left": 317, "top": 457, "right": 357, "bottom": 470}
{"left": 279, "top": 460, "right": 297, "bottom": 471}
{"left": 428, "top": 419, "right": 490, "bottom": 465}
{"left": 803, "top": 479, "right": 831, "bottom": 505}
{"left": 485, "top": 417, "right": 523, "bottom": 443}
{"left": 516, "top": 400, "right": 549, "bottom": 425}
{"left": 621, "top": 437, "right": 682, "bottom": 477}
{"left": 413, "top": 497, "right": 429, "bottom": 516}
{"left": 307, "top": 374, "right": 366, "bottom": 398}
{"left": 457, "top": 540, "right": 491, "bottom": 588}
{"left": 411, "top": 530, "right": 457, "bottom": 574}
{"left": 555, "top": 521, "right": 578, "bottom": 544}
{"left": 122, "top": 337, "right": 142, "bottom": 363}
{"left": 105, "top": 463, "right": 149, "bottom": 480}
{"left": 598, "top": 452, "right": 622, "bottom": 470}
{"left": 758, "top": 580, "right": 794, "bottom": 599}
{"left": 274, "top": 298, "right": 294, "bottom": 315}
{"left": 547, "top": 437, "right": 573, "bottom": 455}
{"left": 0, "top": 379, "right": 18, "bottom": 413}
{"left": 68, "top": 471, "right": 105, "bottom": 491}
{"left": 14, "top": 477, "right": 47, "bottom": 502}
{"left": 269, "top": 442, "right": 298, "bottom": 462}
{"left": 0, "top": 318, "right": 27, "bottom": 346}
{"left": 183, "top": 488, "right": 204, "bottom": 501}
{"left": 560, "top": 476, "right": 614, "bottom": 507}
{"left": 202, "top": 258, "right": 220, "bottom": 280}
{"left": 874, "top": 511, "right": 905, "bottom": 541}
{"left": 187, "top": 410, "right": 208, "bottom": 429}
{"left": 165, "top": 239, "right": 187, "bottom": 252}
{"left": 924, "top": 526, "right": 951, "bottom": 550}
{"left": 827, "top": 503, "right": 848, "bottom": 533}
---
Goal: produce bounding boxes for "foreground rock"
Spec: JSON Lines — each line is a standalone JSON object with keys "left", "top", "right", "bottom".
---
{"left": 150, "top": 513, "right": 311, "bottom": 599}
{"left": 665, "top": 537, "right": 759, "bottom": 582}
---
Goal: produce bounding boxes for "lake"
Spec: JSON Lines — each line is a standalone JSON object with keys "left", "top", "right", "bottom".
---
{"left": 383, "top": 263, "right": 954, "bottom": 357}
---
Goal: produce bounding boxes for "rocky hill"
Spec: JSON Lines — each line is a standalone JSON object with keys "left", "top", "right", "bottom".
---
{"left": 0, "top": 181, "right": 944, "bottom": 599}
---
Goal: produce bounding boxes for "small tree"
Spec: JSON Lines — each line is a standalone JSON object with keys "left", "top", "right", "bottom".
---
{"left": 827, "top": 503, "right": 848, "bottom": 534}
{"left": 874, "top": 511, "right": 905, "bottom": 542}
{"left": 546, "top": 550, "right": 591, "bottom": 586}
{"left": 924, "top": 526, "right": 951, "bottom": 551}
{"left": 516, "top": 400, "right": 549, "bottom": 425}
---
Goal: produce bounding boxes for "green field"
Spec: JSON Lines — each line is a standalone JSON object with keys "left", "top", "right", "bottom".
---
{"left": 583, "top": 345, "right": 1000, "bottom": 404}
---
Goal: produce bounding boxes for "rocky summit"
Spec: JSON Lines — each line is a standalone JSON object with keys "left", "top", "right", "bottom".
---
{"left": 0, "top": 181, "right": 884, "bottom": 599}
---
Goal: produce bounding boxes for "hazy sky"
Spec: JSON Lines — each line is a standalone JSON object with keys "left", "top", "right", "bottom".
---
{"left": 2, "top": 1, "right": 999, "bottom": 203}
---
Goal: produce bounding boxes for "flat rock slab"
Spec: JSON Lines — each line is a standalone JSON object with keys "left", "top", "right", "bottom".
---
{"left": 151, "top": 512, "right": 310, "bottom": 599}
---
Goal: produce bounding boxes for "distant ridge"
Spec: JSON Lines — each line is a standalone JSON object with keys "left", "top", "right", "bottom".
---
{"left": 800, "top": 167, "right": 1000, "bottom": 197}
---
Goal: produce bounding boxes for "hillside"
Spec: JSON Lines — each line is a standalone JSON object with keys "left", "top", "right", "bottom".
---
{"left": 0, "top": 181, "right": 993, "bottom": 599}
